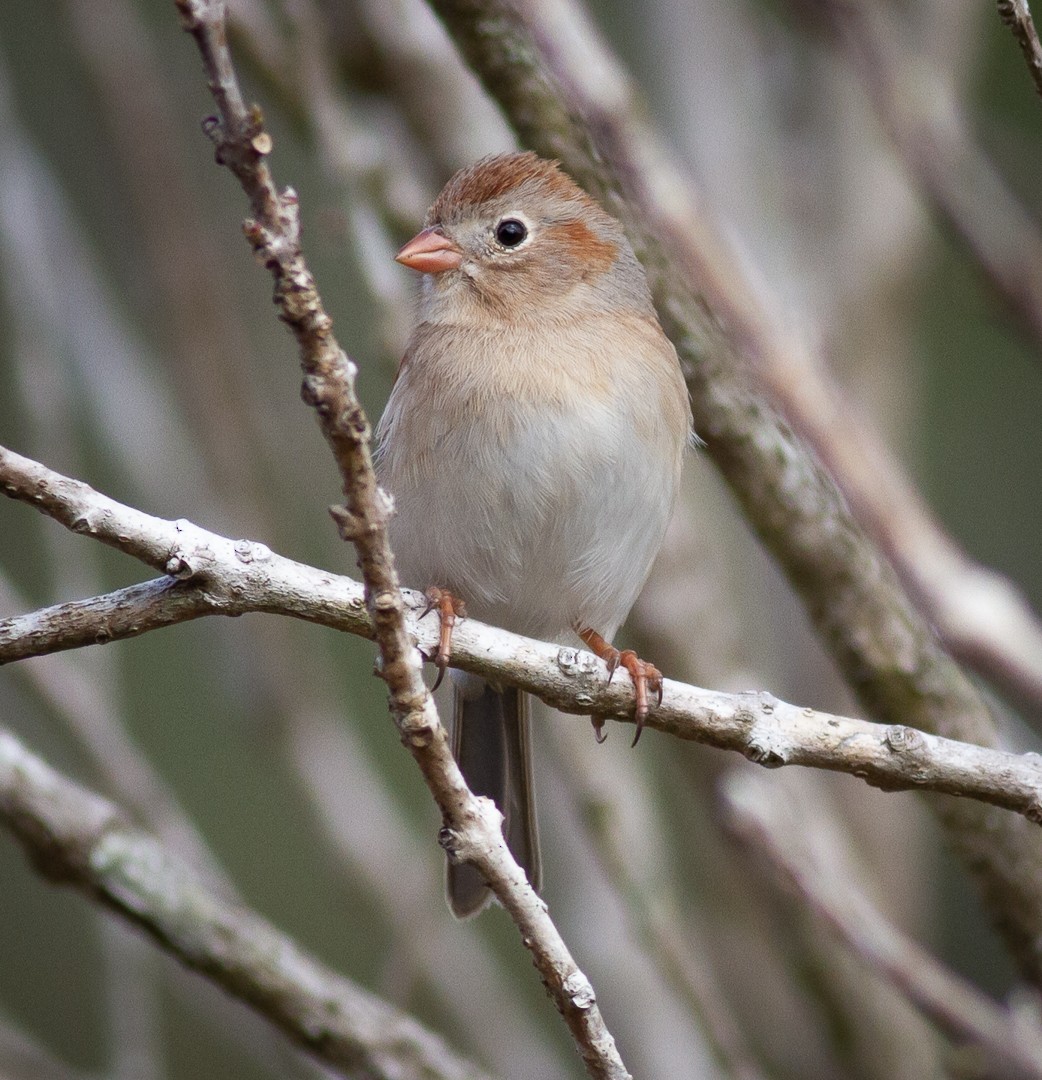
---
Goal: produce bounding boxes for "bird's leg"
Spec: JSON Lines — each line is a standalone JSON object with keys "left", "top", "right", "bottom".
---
{"left": 420, "top": 586, "right": 467, "bottom": 691}
{"left": 576, "top": 626, "right": 663, "bottom": 747}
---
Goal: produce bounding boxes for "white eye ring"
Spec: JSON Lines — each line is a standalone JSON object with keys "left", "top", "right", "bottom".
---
{"left": 493, "top": 212, "right": 533, "bottom": 250}
{"left": 495, "top": 218, "right": 527, "bottom": 247}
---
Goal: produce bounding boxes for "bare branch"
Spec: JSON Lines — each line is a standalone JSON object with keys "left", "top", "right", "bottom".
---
{"left": 0, "top": 579, "right": 216, "bottom": 662}
{"left": 6, "top": 445, "right": 1042, "bottom": 829}
{"left": 0, "top": 443, "right": 373, "bottom": 641}
{"left": 723, "top": 770, "right": 1042, "bottom": 1080}
{"left": 0, "top": 725, "right": 494, "bottom": 1080}
{"left": 999, "top": 0, "right": 1042, "bottom": 101}
{"left": 423, "top": 0, "right": 1042, "bottom": 986}
{"left": 171, "top": 3, "right": 631, "bottom": 1073}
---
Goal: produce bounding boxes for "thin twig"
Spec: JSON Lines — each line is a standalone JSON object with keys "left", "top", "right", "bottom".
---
{"left": 5, "top": 445, "right": 1042, "bottom": 827}
{"left": 171, "top": 2, "right": 630, "bottom": 1074}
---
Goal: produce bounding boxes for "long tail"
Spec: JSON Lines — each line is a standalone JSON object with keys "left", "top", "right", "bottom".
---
{"left": 448, "top": 681, "right": 541, "bottom": 918}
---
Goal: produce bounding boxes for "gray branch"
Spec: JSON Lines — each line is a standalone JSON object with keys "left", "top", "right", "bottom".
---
{"left": 0, "top": 725, "right": 493, "bottom": 1080}
{"left": 5, "top": 444, "right": 1042, "bottom": 827}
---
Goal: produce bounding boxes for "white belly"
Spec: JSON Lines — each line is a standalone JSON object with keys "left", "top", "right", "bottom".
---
{"left": 378, "top": 386, "right": 678, "bottom": 643}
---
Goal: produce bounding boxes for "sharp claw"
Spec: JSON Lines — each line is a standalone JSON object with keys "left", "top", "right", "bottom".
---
{"left": 420, "top": 585, "right": 440, "bottom": 621}
{"left": 631, "top": 715, "right": 645, "bottom": 748}
{"left": 604, "top": 653, "right": 620, "bottom": 684}
{"left": 631, "top": 690, "right": 648, "bottom": 746}
{"left": 578, "top": 628, "right": 662, "bottom": 749}
{"left": 591, "top": 715, "right": 608, "bottom": 744}
{"left": 431, "top": 661, "right": 447, "bottom": 692}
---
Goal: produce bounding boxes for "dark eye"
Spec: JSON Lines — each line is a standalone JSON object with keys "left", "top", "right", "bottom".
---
{"left": 495, "top": 218, "right": 527, "bottom": 247}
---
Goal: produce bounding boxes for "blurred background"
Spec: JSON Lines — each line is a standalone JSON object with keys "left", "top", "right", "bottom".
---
{"left": 1, "top": 0, "right": 1041, "bottom": 1077}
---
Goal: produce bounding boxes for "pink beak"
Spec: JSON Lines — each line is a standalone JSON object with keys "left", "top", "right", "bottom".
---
{"left": 395, "top": 227, "right": 463, "bottom": 274}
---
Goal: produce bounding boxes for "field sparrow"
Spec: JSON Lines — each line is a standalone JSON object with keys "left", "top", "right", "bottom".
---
{"left": 375, "top": 152, "right": 692, "bottom": 916}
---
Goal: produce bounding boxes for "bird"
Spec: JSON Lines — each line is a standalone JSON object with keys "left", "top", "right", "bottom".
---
{"left": 374, "top": 151, "right": 692, "bottom": 917}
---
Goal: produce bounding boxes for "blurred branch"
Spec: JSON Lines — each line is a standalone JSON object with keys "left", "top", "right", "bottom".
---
{"left": 629, "top": 520, "right": 947, "bottom": 1079}
{"left": 172, "top": 3, "right": 629, "bottom": 1075}
{"left": 0, "top": 572, "right": 227, "bottom": 875}
{"left": 753, "top": 332, "right": 1042, "bottom": 719}
{"left": 721, "top": 3, "right": 1042, "bottom": 722}
{"left": 99, "top": 921, "right": 163, "bottom": 1080}
{"left": 0, "top": 1015, "right": 93, "bottom": 1080}
{"left": 282, "top": 0, "right": 425, "bottom": 350}
{"left": 547, "top": 724, "right": 769, "bottom": 1080}
{"left": 0, "top": 602, "right": 328, "bottom": 1080}
{"left": 723, "top": 770, "right": 1042, "bottom": 1080}
{"left": 805, "top": 0, "right": 1042, "bottom": 357}
{"left": 998, "top": 0, "right": 1042, "bottom": 100}
{"left": 422, "top": 0, "right": 1042, "bottom": 985}
{"left": 6, "top": 447, "right": 1042, "bottom": 827}
{"left": 0, "top": 725, "right": 493, "bottom": 1080}
{"left": 229, "top": 0, "right": 434, "bottom": 354}
{"left": 66, "top": 0, "right": 269, "bottom": 505}
{"left": 340, "top": 0, "right": 514, "bottom": 175}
